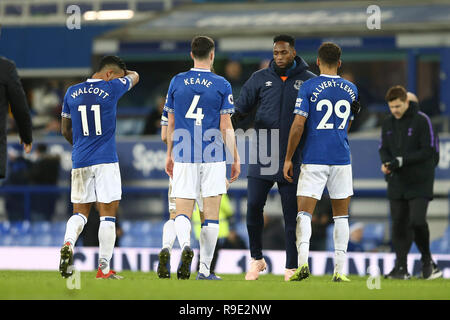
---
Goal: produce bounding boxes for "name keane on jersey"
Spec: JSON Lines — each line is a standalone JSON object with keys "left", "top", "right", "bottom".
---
{"left": 310, "top": 80, "right": 356, "bottom": 103}
{"left": 183, "top": 77, "right": 213, "bottom": 88}
{"left": 70, "top": 86, "right": 110, "bottom": 99}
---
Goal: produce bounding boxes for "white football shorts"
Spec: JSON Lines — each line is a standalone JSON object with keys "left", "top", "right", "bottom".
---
{"left": 171, "top": 161, "right": 227, "bottom": 199}
{"left": 71, "top": 162, "right": 122, "bottom": 204}
{"left": 296, "top": 164, "right": 353, "bottom": 200}
{"left": 168, "top": 177, "right": 203, "bottom": 212}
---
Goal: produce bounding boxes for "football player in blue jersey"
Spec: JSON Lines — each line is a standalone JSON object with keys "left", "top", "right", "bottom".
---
{"left": 283, "top": 42, "right": 357, "bottom": 282}
{"left": 165, "top": 36, "right": 240, "bottom": 280}
{"left": 59, "top": 56, "right": 139, "bottom": 279}
{"left": 157, "top": 108, "right": 205, "bottom": 279}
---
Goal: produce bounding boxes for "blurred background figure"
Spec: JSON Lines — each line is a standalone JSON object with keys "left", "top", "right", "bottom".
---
{"left": 29, "top": 143, "right": 61, "bottom": 221}
{"left": 142, "top": 95, "right": 165, "bottom": 135}
{"left": 262, "top": 214, "right": 285, "bottom": 251}
{"left": 224, "top": 60, "right": 245, "bottom": 99}
{"left": 30, "top": 81, "right": 62, "bottom": 132}
{"left": 347, "top": 222, "right": 365, "bottom": 252}
{"left": 3, "top": 144, "right": 32, "bottom": 221}
{"left": 340, "top": 69, "right": 378, "bottom": 132}
{"left": 193, "top": 194, "right": 242, "bottom": 275}
{"left": 310, "top": 194, "right": 333, "bottom": 251}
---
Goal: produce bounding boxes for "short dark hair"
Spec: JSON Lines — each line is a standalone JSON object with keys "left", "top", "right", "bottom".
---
{"left": 318, "top": 42, "right": 341, "bottom": 66}
{"left": 273, "top": 35, "right": 295, "bottom": 48}
{"left": 385, "top": 85, "right": 407, "bottom": 102}
{"left": 97, "top": 55, "right": 127, "bottom": 73}
{"left": 191, "top": 36, "right": 215, "bottom": 60}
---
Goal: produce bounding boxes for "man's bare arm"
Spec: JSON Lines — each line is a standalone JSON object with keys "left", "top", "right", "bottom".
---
{"left": 125, "top": 70, "right": 140, "bottom": 88}
{"left": 161, "top": 125, "right": 168, "bottom": 144}
{"left": 220, "top": 113, "right": 240, "bottom": 182}
{"left": 61, "top": 117, "right": 73, "bottom": 145}
{"left": 285, "top": 115, "right": 306, "bottom": 162}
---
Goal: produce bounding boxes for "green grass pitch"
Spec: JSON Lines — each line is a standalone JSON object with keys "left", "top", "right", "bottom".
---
{"left": 0, "top": 271, "right": 449, "bottom": 300}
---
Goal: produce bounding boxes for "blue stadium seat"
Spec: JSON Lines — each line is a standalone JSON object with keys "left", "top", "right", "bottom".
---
{"left": 121, "top": 220, "right": 132, "bottom": 234}
{"left": 0, "top": 235, "right": 14, "bottom": 246}
{"left": 326, "top": 225, "right": 334, "bottom": 251}
{"left": 0, "top": 221, "right": 11, "bottom": 235}
{"left": 409, "top": 242, "right": 419, "bottom": 254}
{"left": 362, "top": 223, "right": 384, "bottom": 243}
{"left": 235, "top": 222, "right": 249, "bottom": 249}
{"left": 444, "top": 225, "right": 450, "bottom": 239}
{"left": 120, "top": 234, "right": 138, "bottom": 247}
{"left": 34, "top": 234, "right": 53, "bottom": 247}
{"left": 139, "top": 235, "right": 154, "bottom": 248}
{"left": 50, "top": 222, "right": 66, "bottom": 235}
{"left": 17, "top": 234, "right": 33, "bottom": 246}
{"left": 31, "top": 221, "right": 51, "bottom": 235}
{"left": 327, "top": 222, "right": 385, "bottom": 252}
{"left": 9, "top": 221, "right": 31, "bottom": 236}
{"left": 431, "top": 237, "right": 450, "bottom": 254}
{"left": 129, "top": 221, "right": 152, "bottom": 236}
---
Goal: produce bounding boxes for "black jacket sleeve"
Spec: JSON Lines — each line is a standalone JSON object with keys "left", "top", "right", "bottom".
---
{"left": 234, "top": 73, "right": 260, "bottom": 115}
{"left": 378, "top": 121, "right": 392, "bottom": 163}
{"left": 5, "top": 60, "right": 33, "bottom": 144}
{"left": 403, "top": 115, "right": 433, "bottom": 166}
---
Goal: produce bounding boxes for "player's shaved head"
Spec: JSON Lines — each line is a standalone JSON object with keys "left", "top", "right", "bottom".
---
{"left": 318, "top": 42, "right": 341, "bottom": 67}
{"left": 191, "top": 36, "right": 215, "bottom": 60}
{"left": 97, "top": 55, "right": 127, "bottom": 75}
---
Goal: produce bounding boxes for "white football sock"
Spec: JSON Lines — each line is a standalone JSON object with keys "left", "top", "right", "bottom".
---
{"left": 296, "top": 211, "right": 312, "bottom": 267}
{"left": 162, "top": 219, "right": 176, "bottom": 251}
{"left": 174, "top": 215, "right": 191, "bottom": 250}
{"left": 63, "top": 213, "right": 87, "bottom": 248}
{"left": 333, "top": 215, "right": 349, "bottom": 275}
{"left": 98, "top": 216, "right": 116, "bottom": 274}
{"left": 199, "top": 220, "right": 219, "bottom": 277}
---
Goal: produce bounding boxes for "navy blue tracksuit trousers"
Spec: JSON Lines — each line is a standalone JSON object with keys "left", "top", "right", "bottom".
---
{"left": 246, "top": 176, "right": 298, "bottom": 269}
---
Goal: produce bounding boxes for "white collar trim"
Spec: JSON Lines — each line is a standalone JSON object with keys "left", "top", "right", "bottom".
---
{"left": 191, "top": 68, "right": 211, "bottom": 72}
{"left": 320, "top": 74, "right": 341, "bottom": 78}
{"left": 86, "top": 79, "right": 102, "bottom": 82}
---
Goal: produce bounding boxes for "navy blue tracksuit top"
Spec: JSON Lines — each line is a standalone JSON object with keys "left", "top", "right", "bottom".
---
{"left": 235, "top": 56, "right": 316, "bottom": 182}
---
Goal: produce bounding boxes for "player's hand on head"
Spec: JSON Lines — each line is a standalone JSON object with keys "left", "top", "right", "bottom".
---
{"left": 283, "top": 160, "right": 293, "bottom": 183}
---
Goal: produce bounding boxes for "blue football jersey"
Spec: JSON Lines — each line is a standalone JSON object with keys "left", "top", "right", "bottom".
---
{"left": 294, "top": 75, "right": 357, "bottom": 165}
{"left": 164, "top": 68, "right": 234, "bottom": 163}
{"left": 61, "top": 76, "right": 132, "bottom": 168}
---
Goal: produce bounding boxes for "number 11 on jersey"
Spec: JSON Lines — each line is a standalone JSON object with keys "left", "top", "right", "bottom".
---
{"left": 78, "top": 104, "right": 102, "bottom": 136}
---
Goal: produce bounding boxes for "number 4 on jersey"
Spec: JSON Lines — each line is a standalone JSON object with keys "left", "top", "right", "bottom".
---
{"left": 186, "top": 95, "right": 204, "bottom": 126}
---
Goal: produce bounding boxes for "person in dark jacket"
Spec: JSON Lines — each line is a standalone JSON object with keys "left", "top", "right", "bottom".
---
{"left": 379, "top": 85, "right": 442, "bottom": 280}
{"left": 0, "top": 56, "right": 33, "bottom": 178}
{"left": 232, "top": 35, "right": 316, "bottom": 281}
